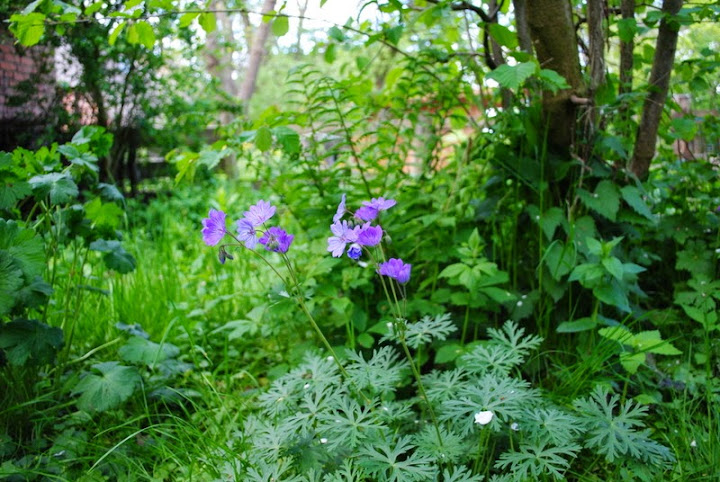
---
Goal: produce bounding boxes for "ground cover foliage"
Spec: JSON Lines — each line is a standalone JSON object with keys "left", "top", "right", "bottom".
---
{"left": 2, "top": 0, "right": 720, "bottom": 480}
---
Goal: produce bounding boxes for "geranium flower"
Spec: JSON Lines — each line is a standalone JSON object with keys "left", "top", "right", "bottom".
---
{"left": 236, "top": 218, "right": 258, "bottom": 249}
{"left": 354, "top": 197, "right": 396, "bottom": 221}
{"left": 377, "top": 258, "right": 411, "bottom": 283}
{"left": 357, "top": 223, "right": 383, "bottom": 246}
{"left": 259, "top": 226, "right": 294, "bottom": 253}
{"left": 347, "top": 243, "right": 362, "bottom": 260}
{"left": 327, "top": 220, "right": 359, "bottom": 257}
{"left": 333, "top": 194, "right": 347, "bottom": 223}
{"left": 201, "top": 209, "right": 227, "bottom": 246}
{"left": 244, "top": 200, "right": 276, "bottom": 226}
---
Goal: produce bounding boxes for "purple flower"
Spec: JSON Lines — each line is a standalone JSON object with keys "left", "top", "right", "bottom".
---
{"left": 244, "top": 200, "right": 276, "bottom": 226}
{"left": 347, "top": 243, "right": 362, "bottom": 260}
{"left": 357, "top": 223, "right": 383, "bottom": 247}
{"left": 236, "top": 218, "right": 258, "bottom": 249}
{"left": 365, "top": 197, "right": 396, "bottom": 211}
{"left": 201, "top": 209, "right": 227, "bottom": 246}
{"left": 333, "top": 194, "right": 347, "bottom": 223}
{"left": 355, "top": 205, "right": 379, "bottom": 221}
{"left": 327, "top": 220, "right": 359, "bottom": 257}
{"left": 259, "top": 226, "right": 294, "bottom": 253}
{"left": 378, "top": 258, "right": 411, "bottom": 283}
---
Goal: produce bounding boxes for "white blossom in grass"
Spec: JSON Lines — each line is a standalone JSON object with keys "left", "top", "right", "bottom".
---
{"left": 474, "top": 410, "right": 494, "bottom": 426}
{"left": 690, "top": 440, "right": 697, "bottom": 448}
{"left": 510, "top": 422, "right": 519, "bottom": 431}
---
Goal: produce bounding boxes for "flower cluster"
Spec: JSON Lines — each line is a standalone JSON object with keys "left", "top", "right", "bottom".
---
{"left": 327, "top": 194, "right": 411, "bottom": 284}
{"left": 201, "top": 200, "right": 294, "bottom": 260}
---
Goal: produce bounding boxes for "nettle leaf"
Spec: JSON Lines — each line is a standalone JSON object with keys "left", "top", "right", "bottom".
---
{"left": 84, "top": 197, "right": 124, "bottom": 230}
{"left": 119, "top": 336, "right": 180, "bottom": 366}
{"left": 620, "top": 185, "right": 655, "bottom": 221}
{"left": 0, "top": 319, "right": 63, "bottom": 366}
{"left": 72, "top": 361, "right": 141, "bottom": 412}
{"left": 89, "top": 239, "right": 136, "bottom": 274}
{"left": 578, "top": 180, "right": 620, "bottom": 221}
{"left": 486, "top": 62, "right": 536, "bottom": 90}
{"left": 544, "top": 240, "right": 576, "bottom": 280}
{"left": 540, "top": 207, "right": 565, "bottom": 240}
{"left": 29, "top": 172, "right": 79, "bottom": 205}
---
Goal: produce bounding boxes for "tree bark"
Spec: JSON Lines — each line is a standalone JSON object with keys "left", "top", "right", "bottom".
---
{"left": 512, "top": 0, "right": 533, "bottom": 54}
{"left": 618, "top": 0, "right": 635, "bottom": 96}
{"left": 239, "top": 0, "right": 277, "bottom": 112}
{"left": 526, "top": 0, "right": 585, "bottom": 154}
{"left": 628, "top": 0, "right": 683, "bottom": 179}
{"left": 587, "top": 0, "right": 605, "bottom": 93}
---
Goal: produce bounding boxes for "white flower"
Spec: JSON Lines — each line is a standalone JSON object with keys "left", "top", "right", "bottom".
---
{"left": 690, "top": 439, "right": 697, "bottom": 448}
{"left": 510, "top": 422, "right": 519, "bottom": 431}
{"left": 320, "top": 438, "right": 328, "bottom": 444}
{"left": 474, "top": 410, "right": 494, "bottom": 426}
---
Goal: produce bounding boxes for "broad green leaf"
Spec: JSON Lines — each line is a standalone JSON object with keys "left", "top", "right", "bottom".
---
{"left": 544, "top": 240, "right": 576, "bottom": 280}
{"left": 29, "top": 172, "right": 78, "bottom": 205}
{"left": 385, "top": 25, "right": 403, "bottom": 45}
{"left": 488, "top": 23, "right": 517, "bottom": 49}
{"left": 540, "top": 207, "right": 565, "bottom": 240}
{"left": 557, "top": 317, "right": 597, "bottom": 333}
{"left": 85, "top": 198, "right": 124, "bottom": 230}
{"left": 578, "top": 180, "right": 620, "bottom": 221}
{"left": 324, "top": 42, "right": 336, "bottom": 63}
{"left": 89, "top": 239, "right": 136, "bottom": 274}
{"left": 486, "top": 62, "right": 536, "bottom": 90}
{"left": 538, "top": 69, "right": 570, "bottom": 93}
{"left": 602, "top": 257, "right": 624, "bottom": 280}
{"left": 254, "top": 126, "right": 273, "bottom": 152}
{"left": 631, "top": 331, "right": 682, "bottom": 355}
{"left": 0, "top": 181, "right": 32, "bottom": 210}
{"left": 0, "top": 252, "right": 22, "bottom": 315}
{"left": 119, "top": 336, "right": 179, "bottom": 365}
{"left": 357, "top": 332, "right": 374, "bottom": 348}
{"left": 273, "top": 126, "right": 300, "bottom": 155}
{"left": 272, "top": 15, "right": 289, "bottom": 37}
{"left": 620, "top": 185, "right": 654, "bottom": 221}
{"left": 0, "top": 220, "right": 45, "bottom": 280}
{"left": 620, "top": 352, "right": 645, "bottom": 374}
{"left": 10, "top": 13, "right": 45, "bottom": 46}
{"left": 199, "top": 12, "right": 216, "bottom": 33}
{"left": 134, "top": 20, "right": 156, "bottom": 49}
{"left": 126, "top": 22, "right": 139, "bottom": 44}
{"left": 435, "top": 343, "right": 464, "bottom": 364}
{"left": 616, "top": 17, "right": 637, "bottom": 42}
{"left": 594, "top": 281, "right": 630, "bottom": 312}
{"left": 72, "top": 362, "right": 141, "bottom": 412}
{"left": 598, "top": 326, "right": 633, "bottom": 344}
{"left": 179, "top": 12, "right": 198, "bottom": 28}
{"left": 108, "top": 21, "right": 126, "bottom": 45}
{"left": 328, "top": 26, "right": 345, "bottom": 42}
{"left": 0, "top": 319, "right": 63, "bottom": 366}
{"left": 97, "top": 183, "right": 125, "bottom": 202}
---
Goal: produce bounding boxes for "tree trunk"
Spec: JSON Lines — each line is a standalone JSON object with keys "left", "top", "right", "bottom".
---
{"left": 512, "top": 0, "right": 533, "bottom": 54}
{"left": 618, "top": 0, "right": 635, "bottom": 96}
{"left": 587, "top": 0, "right": 605, "bottom": 93}
{"left": 628, "top": 0, "right": 683, "bottom": 179}
{"left": 239, "top": 0, "right": 277, "bottom": 112}
{"left": 526, "top": 0, "right": 585, "bottom": 154}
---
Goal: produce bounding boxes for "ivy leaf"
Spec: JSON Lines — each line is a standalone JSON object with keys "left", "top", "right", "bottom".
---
{"left": 0, "top": 319, "right": 63, "bottom": 366}
{"left": 72, "top": 361, "right": 141, "bottom": 412}
{"left": 486, "top": 62, "right": 537, "bottom": 90}
{"left": 29, "top": 173, "right": 79, "bottom": 205}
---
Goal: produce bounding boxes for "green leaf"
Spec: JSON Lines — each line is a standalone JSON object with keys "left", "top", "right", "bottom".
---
{"left": 0, "top": 252, "right": 23, "bottom": 315}
{"left": 557, "top": 317, "right": 597, "bottom": 333}
{"left": 272, "top": 15, "right": 289, "bottom": 37}
{"left": 89, "top": 239, "right": 136, "bottom": 274}
{"left": 108, "top": 21, "right": 126, "bottom": 45}
{"left": 578, "top": 180, "right": 620, "bottom": 221}
{"left": 10, "top": 13, "right": 45, "bottom": 46}
{"left": 435, "top": 343, "right": 464, "bottom": 364}
{"left": 254, "top": 126, "right": 273, "bottom": 152}
{"left": 0, "top": 220, "right": 45, "bottom": 280}
{"left": 324, "top": 42, "right": 336, "bottom": 63}
{"left": 544, "top": 241, "right": 576, "bottom": 280}
{"left": 594, "top": 281, "right": 630, "bottom": 312}
{"left": 85, "top": 197, "right": 124, "bottom": 230}
{"left": 0, "top": 181, "right": 32, "bottom": 210}
{"left": 29, "top": 172, "right": 79, "bottom": 205}
{"left": 199, "top": 12, "right": 216, "bottom": 33}
{"left": 620, "top": 352, "right": 645, "bottom": 374}
{"left": 631, "top": 331, "right": 682, "bottom": 355}
{"left": 328, "top": 26, "right": 345, "bottom": 42}
{"left": 134, "top": 20, "right": 156, "bottom": 49}
{"left": 179, "top": 12, "right": 199, "bottom": 28}
{"left": 539, "top": 207, "right": 565, "bottom": 240}
{"left": 357, "top": 332, "right": 374, "bottom": 348}
{"left": 119, "top": 336, "right": 179, "bottom": 365}
{"left": 385, "top": 25, "right": 403, "bottom": 45}
{"left": 616, "top": 17, "right": 637, "bottom": 42}
{"left": 72, "top": 362, "right": 141, "bottom": 412}
{"left": 602, "top": 257, "right": 624, "bottom": 280}
{"left": 486, "top": 62, "right": 537, "bottom": 90}
{"left": 273, "top": 126, "right": 300, "bottom": 155}
{"left": 537, "top": 69, "right": 571, "bottom": 93}
{"left": 0, "top": 319, "right": 63, "bottom": 366}
{"left": 488, "top": 23, "right": 518, "bottom": 49}
{"left": 620, "top": 185, "right": 654, "bottom": 221}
